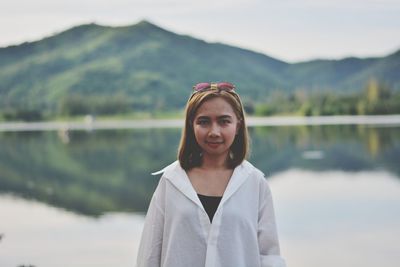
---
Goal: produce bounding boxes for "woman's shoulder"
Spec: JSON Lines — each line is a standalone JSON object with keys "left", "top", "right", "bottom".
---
{"left": 240, "top": 160, "right": 272, "bottom": 189}
{"left": 151, "top": 160, "right": 188, "bottom": 185}
{"left": 151, "top": 160, "right": 181, "bottom": 176}
{"left": 149, "top": 161, "right": 183, "bottom": 196}
{"left": 240, "top": 160, "right": 265, "bottom": 179}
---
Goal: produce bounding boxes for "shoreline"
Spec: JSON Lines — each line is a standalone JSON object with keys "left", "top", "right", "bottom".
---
{"left": 1, "top": 114, "right": 400, "bottom": 132}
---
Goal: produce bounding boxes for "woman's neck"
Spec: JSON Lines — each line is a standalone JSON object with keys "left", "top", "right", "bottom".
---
{"left": 201, "top": 155, "right": 229, "bottom": 170}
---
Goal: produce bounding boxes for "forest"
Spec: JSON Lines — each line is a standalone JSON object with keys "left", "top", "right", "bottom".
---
{"left": 1, "top": 79, "right": 399, "bottom": 121}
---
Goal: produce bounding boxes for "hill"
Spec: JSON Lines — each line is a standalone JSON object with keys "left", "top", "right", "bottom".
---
{"left": 286, "top": 51, "right": 400, "bottom": 91}
{"left": 0, "top": 20, "right": 399, "bottom": 118}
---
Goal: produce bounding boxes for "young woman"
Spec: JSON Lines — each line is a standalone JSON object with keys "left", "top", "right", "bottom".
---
{"left": 137, "top": 82, "right": 286, "bottom": 267}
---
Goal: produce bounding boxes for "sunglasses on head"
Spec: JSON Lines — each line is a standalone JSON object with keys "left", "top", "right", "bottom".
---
{"left": 192, "top": 82, "right": 235, "bottom": 93}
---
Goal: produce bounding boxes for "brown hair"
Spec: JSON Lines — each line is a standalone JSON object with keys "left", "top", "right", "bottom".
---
{"left": 178, "top": 89, "right": 250, "bottom": 170}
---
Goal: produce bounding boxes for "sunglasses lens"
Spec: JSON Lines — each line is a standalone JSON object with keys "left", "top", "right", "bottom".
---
{"left": 217, "top": 82, "right": 235, "bottom": 90}
{"left": 194, "top": 83, "right": 210, "bottom": 91}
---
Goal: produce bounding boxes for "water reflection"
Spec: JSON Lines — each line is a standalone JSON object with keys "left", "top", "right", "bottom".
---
{"left": 0, "top": 195, "right": 143, "bottom": 267}
{"left": 0, "top": 125, "right": 399, "bottom": 216}
{"left": 1, "top": 169, "right": 399, "bottom": 267}
{"left": 0, "top": 129, "right": 180, "bottom": 216}
{"left": 251, "top": 125, "right": 400, "bottom": 176}
{"left": 271, "top": 169, "right": 400, "bottom": 267}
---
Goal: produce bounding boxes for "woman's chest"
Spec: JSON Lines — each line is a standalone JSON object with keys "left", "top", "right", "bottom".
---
{"left": 164, "top": 181, "right": 260, "bottom": 227}
{"left": 187, "top": 169, "right": 233, "bottom": 196}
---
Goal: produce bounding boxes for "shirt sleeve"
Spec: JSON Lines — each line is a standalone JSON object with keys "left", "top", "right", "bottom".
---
{"left": 258, "top": 178, "right": 286, "bottom": 267}
{"left": 136, "top": 178, "right": 165, "bottom": 267}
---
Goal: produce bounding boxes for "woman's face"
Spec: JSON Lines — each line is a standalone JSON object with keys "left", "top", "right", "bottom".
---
{"left": 192, "top": 97, "right": 239, "bottom": 162}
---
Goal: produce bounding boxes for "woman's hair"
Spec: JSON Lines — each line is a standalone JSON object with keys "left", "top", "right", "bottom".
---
{"left": 178, "top": 89, "right": 250, "bottom": 170}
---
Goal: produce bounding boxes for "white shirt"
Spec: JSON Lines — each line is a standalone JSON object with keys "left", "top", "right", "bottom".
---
{"left": 136, "top": 160, "right": 286, "bottom": 267}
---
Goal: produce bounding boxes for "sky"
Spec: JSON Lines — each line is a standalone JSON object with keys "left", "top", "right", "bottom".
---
{"left": 0, "top": 0, "right": 399, "bottom": 62}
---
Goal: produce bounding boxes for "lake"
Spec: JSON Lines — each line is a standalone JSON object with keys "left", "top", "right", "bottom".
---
{"left": 1, "top": 117, "right": 400, "bottom": 267}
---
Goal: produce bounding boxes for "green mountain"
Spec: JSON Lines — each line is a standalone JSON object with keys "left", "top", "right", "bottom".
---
{"left": 0, "top": 20, "right": 399, "bottom": 117}
{"left": 286, "top": 51, "right": 400, "bottom": 91}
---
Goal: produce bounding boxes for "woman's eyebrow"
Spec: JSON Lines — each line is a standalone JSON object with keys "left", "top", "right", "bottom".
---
{"left": 196, "top": 114, "right": 233, "bottom": 120}
{"left": 196, "top": 116, "right": 210, "bottom": 120}
{"left": 218, "top": 115, "right": 233, "bottom": 119}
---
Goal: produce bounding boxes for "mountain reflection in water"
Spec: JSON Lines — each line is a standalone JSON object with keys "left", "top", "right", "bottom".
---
{"left": 0, "top": 124, "right": 399, "bottom": 216}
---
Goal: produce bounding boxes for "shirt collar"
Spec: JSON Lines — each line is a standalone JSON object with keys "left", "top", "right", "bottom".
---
{"left": 153, "top": 160, "right": 254, "bottom": 209}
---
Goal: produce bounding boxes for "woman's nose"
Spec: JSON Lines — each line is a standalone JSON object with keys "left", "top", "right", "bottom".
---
{"left": 209, "top": 123, "right": 221, "bottom": 137}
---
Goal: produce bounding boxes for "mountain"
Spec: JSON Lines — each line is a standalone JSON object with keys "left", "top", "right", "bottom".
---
{"left": 0, "top": 20, "right": 399, "bottom": 116}
{"left": 286, "top": 50, "right": 400, "bottom": 91}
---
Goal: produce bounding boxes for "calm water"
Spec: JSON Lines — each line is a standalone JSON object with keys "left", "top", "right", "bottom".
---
{"left": 1, "top": 122, "right": 400, "bottom": 267}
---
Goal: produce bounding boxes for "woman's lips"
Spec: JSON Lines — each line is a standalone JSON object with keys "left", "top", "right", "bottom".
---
{"left": 206, "top": 141, "right": 223, "bottom": 148}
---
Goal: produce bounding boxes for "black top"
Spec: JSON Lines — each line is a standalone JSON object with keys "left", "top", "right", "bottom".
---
{"left": 197, "top": 194, "right": 222, "bottom": 223}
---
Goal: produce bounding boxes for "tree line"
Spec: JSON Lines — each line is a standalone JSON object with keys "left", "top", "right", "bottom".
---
{"left": 1, "top": 80, "right": 399, "bottom": 121}
{"left": 251, "top": 80, "right": 400, "bottom": 116}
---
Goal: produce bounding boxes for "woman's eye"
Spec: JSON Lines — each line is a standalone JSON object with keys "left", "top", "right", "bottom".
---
{"left": 220, "top": 119, "right": 231, "bottom": 125}
{"left": 197, "top": 120, "right": 209, "bottom": 125}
